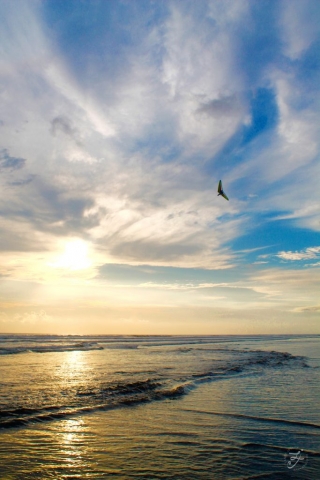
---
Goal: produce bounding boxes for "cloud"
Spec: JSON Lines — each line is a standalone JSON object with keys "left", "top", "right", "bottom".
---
{"left": 50, "top": 115, "right": 81, "bottom": 144}
{"left": 0, "top": 312, "right": 9, "bottom": 324}
{"left": 8, "top": 175, "right": 35, "bottom": 187}
{"left": 293, "top": 305, "right": 320, "bottom": 313}
{"left": 277, "top": 246, "right": 320, "bottom": 261}
{"left": 14, "top": 310, "right": 53, "bottom": 326}
{"left": 280, "top": 0, "right": 320, "bottom": 60}
{"left": 0, "top": 223, "right": 47, "bottom": 253}
{"left": 197, "top": 93, "right": 245, "bottom": 118}
{"left": 111, "top": 239, "right": 202, "bottom": 263}
{"left": 0, "top": 149, "right": 33, "bottom": 189}
{"left": 0, "top": 149, "right": 26, "bottom": 171}
{"left": 248, "top": 268, "right": 320, "bottom": 307}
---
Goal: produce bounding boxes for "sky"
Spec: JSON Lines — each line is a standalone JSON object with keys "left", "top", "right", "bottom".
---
{"left": 0, "top": 0, "right": 319, "bottom": 335}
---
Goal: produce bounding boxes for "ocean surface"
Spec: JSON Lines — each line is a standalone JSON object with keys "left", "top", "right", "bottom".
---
{"left": 0, "top": 334, "right": 319, "bottom": 479}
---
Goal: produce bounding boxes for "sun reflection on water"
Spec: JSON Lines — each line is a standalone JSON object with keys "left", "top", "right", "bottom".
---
{"left": 58, "top": 418, "right": 87, "bottom": 470}
{"left": 59, "top": 350, "right": 88, "bottom": 381}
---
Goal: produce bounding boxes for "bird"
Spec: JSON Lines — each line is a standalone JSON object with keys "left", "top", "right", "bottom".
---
{"left": 217, "top": 180, "right": 229, "bottom": 201}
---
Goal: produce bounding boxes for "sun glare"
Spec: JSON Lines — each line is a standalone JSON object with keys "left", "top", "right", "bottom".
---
{"left": 50, "top": 239, "right": 92, "bottom": 270}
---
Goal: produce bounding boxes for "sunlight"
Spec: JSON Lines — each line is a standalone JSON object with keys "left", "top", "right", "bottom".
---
{"left": 58, "top": 418, "right": 87, "bottom": 470}
{"left": 49, "top": 239, "right": 92, "bottom": 270}
{"left": 59, "top": 350, "right": 90, "bottom": 387}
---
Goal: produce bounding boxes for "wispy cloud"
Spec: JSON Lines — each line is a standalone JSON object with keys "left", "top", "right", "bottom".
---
{"left": 0, "top": 0, "right": 319, "bottom": 332}
{"left": 277, "top": 246, "right": 320, "bottom": 261}
{"left": 293, "top": 305, "right": 320, "bottom": 313}
{"left": 0, "top": 149, "right": 26, "bottom": 171}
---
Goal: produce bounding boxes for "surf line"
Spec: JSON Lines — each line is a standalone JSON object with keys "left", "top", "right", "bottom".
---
{"left": 182, "top": 409, "right": 320, "bottom": 430}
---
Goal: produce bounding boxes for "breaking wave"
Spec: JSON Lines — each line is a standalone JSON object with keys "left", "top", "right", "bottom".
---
{"left": 0, "top": 347, "right": 310, "bottom": 430}
{"left": 187, "top": 349, "right": 309, "bottom": 386}
{"left": 0, "top": 333, "right": 313, "bottom": 432}
{"left": 0, "top": 378, "right": 186, "bottom": 430}
{"left": 0, "top": 342, "right": 103, "bottom": 355}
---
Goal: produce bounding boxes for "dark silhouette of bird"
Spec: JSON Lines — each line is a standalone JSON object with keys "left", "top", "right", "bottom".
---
{"left": 217, "top": 180, "right": 229, "bottom": 201}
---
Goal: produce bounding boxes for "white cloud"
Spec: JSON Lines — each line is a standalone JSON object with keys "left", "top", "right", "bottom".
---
{"left": 160, "top": 2, "right": 248, "bottom": 155}
{"left": 277, "top": 246, "right": 320, "bottom": 261}
{"left": 280, "top": 0, "right": 320, "bottom": 60}
{"left": 249, "top": 268, "right": 320, "bottom": 308}
{"left": 275, "top": 75, "right": 319, "bottom": 173}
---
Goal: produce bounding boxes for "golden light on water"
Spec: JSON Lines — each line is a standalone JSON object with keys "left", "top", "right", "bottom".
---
{"left": 61, "top": 418, "right": 84, "bottom": 444}
{"left": 58, "top": 418, "right": 87, "bottom": 470}
{"left": 59, "top": 350, "right": 89, "bottom": 383}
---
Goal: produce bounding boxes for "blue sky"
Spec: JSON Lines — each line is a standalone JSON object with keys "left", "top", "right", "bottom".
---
{"left": 0, "top": 0, "right": 319, "bottom": 334}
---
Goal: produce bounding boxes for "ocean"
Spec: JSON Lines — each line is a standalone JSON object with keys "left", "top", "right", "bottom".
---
{"left": 0, "top": 334, "right": 319, "bottom": 479}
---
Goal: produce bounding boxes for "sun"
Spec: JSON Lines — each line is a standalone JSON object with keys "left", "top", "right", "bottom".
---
{"left": 50, "top": 239, "right": 92, "bottom": 270}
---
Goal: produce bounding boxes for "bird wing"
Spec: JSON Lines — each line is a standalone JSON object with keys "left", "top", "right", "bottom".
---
{"left": 218, "top": 180, "right": 222, "bottom": 193}
{"left": 221, "top": 191, "right": 229, "bottom": 201}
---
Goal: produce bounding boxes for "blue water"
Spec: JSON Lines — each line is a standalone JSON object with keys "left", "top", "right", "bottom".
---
{"left": 0, "top": 334, "right": 319, "bottom": 479}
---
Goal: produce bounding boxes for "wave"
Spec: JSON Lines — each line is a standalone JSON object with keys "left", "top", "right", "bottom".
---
{"left": 0, "top": 333, "right": 317, "bottom": 357}
{"left": 0, "top": 342, "right": 104, "bottom": 355}
{"left": 0, "top": 378, "right": 186, "bottom": 430}
{"left": 182, "top": 409, "right": 320, "bottom": 430}
{"left": 185, "top": 350, "right": 310, "bottom": 388}
{"left": 238, "top": 349, "right": 309, "bottom": 368}
{"left": 0, "top": 345, "right": 311, "bottom": 430}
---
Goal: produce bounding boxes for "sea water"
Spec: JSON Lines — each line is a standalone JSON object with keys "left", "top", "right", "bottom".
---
{"left": 0, "top": 334, "right": 319, "bottom": 479}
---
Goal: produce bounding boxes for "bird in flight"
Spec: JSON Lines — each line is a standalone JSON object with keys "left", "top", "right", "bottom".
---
{"left": 217, "top": 180, "right": 229, "bottom": 201}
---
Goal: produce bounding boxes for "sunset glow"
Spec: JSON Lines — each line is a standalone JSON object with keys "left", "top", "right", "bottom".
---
{"left": 0, "top": 0, "right": 319, "bottom": 334}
